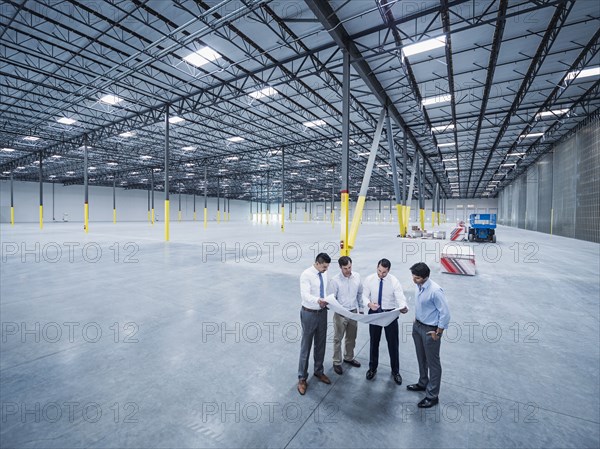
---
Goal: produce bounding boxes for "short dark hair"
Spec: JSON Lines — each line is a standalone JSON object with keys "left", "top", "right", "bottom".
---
{"left": 338, "top": 256, "right": 352, "bottom": 266}
{"left": 410, "top": 262, "right": 430, "bottom": 278}
{"left": 315, "top": 253, "right": 331, "bottom": 264}
{"left": 377, "top": 258, "right": 391, "bottom": 269}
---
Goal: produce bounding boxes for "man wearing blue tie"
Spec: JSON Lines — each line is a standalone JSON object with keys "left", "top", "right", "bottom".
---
{"left": 362, "top": 258, "right": 408, "bottom": 385}
{"left": 297, "top": 253, "right": 332, "bottom": 395}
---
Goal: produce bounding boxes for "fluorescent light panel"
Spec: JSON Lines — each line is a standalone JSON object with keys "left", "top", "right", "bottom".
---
{"left": 432, "top": 123, "right": 454, "bottom": 133}
{"left": 183, "top": 46, "right": 222, "bottom": 67}
{"left": 303, "top": 119, "right": 326, "bottom": 128}
{"left": 438, "top": 142, "right": 455, "bottom": 148}
{"left": 168, "top": 116, "right": 185, "bottom": 124}
{"left": 402, "top": 36, "right": 446, "bottom": 57}
{"left": 99, "top": 94, "right": 122, "bottom": 105}
{"left": 565, "top": 66, "right": 600, "bottom": 81}
{"left": 119, "top": 131, "right": 135, "bottom": 137}
{"left": 537, "top": 108, "right": 569, "bottom": 118}
{"left": 422, "top": 94, "right": 451, "bottom": 106}
{"left": 522, "top": 132, "right": 544, "bottom": 138}
{"left": 182, "top": 146, "right": 196, "bottom": 151}
{"left": 2, "top": 148, "right": 15, "bottom": 152}
{"left": 227, "top": 136, "right": 244, "bottom": 143}
{"left": 57, "top": 117, "right": 76, "bottom": 125}
{"left": 249, "top": 87, "right": 277, "bottom": 99}
{"left": 24, "top": 136, "right": 39, "bottom": 141}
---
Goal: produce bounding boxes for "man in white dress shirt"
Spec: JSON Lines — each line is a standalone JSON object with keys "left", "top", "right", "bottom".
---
{"left": 297, "top": 252, "right": 332, "bottom": 395}
{"left": 328, "top": 256, "right": 363, "bottom": 375}
{"left": 362, "top": 258, "right": 408, "bottom": 384}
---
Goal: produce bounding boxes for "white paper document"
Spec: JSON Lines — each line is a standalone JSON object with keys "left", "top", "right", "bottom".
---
{"left": 325, "top": 295, "right": 403, "bottom": 327}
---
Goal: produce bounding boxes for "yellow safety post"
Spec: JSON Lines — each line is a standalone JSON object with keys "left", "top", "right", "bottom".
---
{"left": 217, "top": 210, "right": 220, "bottom": 223}
{"left": 281, "top": 206, "right": 285, "bottom": 232}
{"left": 420, "top": 209, "right": 425, "bottom": 231}
{"left": 39, "top": 205, "right": 43, "bottom": 229}
{"left": 340, "top": 191, "right": 350, "bottom": 256}
{"left": 113, "top": 208, "right": 117, "bottom": 224}
{"left": 194, "top": 211, "right": 197, "bottom": 221}
{"left": 151, "top": 208, "right": 155, "bottom": 225}
{"left": 348, "top": 196, "right": 366, "bottom": 250}
{"left": 165, "top": 200, "right": 170, "bottom": 241}
{"left": 204, "top": 207, "right": 207, "bottom": 229}
{"left": 431, "top": 211, "right": 435, "bottom": 229}
{"left": 331, "top": 210, "right": 335, "bottom": 229}
{"left": 10, "top": 207, "right": 15, "bottom": 225}
{"left": 84, "top": 203, "right": 89, "bottom": 233}
{"left": 178, "top": 210, "right": 182, "bottom": 222}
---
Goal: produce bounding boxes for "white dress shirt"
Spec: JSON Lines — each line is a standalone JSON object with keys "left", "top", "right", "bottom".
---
{"left": 361, "top": 273, "right": 408, "bottom": 311}
{"left": 328, "top": 272, "right": 363, "bottom": 312}
{"left": 300, "top": 266, "right": 328, "bottom": 310}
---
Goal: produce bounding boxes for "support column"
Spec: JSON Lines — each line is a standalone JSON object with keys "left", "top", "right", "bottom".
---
{"left": 400, "top": 131, "right": 408, "bottom": 234}
{"left": 193, "top": 193, "right": 197, "bottom": 221}
{"left": 147, "top": 188, "right": 151, "bottom": 222}
{"left": 217, "top": 177, "right": 221, "bottom": 223}
{"left": 281, "top": 149, "right": 285, "bottom": 232}
{"left": 113, "top": 177, "right": 117, "bottom": 223}
{"left": 378, "top": 187, "right": 382, "bottom": 222}
{"left": 151, "top": 169, "right": 155, "bottom": 224}
{"left": 52, "top": 181, "right": 55, "bottom": 222}
{"left": 417, "top": 152, "right": 425, "bottom": 231}
{"left": 340, "top": 50, "right": 350, "bottom": 255}
{"left": 331, "top": 168, "right": 335, "bottom": 228}
{"left": 348, "top": 109, "right": 386, "bottom": 250}
{"left": 10, "top": 172, "right": 14, "bottom": 225}
{"left": 386, "top": 111, "right": 403, "bottom": 236}
{"left": 84, "top": 135, "right": 89, "bottom": 233}
{"left": 164, "top": 105, "right": 170, "bottom": 241}
{"left": 39, "top": 153, "right": 43, "bottom": 229}
{"left": 260, "top": 184, "right": 263, "bottom": 224}
{"left": 203, "top": 166, "right": 208, "bottom": 229}
{"left": 266, "top": 171, "right": 270, "bottom": 225}
{"left": 178, "top": 190, "right": 182, "bottom": 221}
{"left": 432, "top": 183, "right": 439, "bottom": 229}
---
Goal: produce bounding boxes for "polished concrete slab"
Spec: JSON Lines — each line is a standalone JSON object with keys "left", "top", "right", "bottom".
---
{"left": 1, "top": 219, "right": 598, "bottom": 448}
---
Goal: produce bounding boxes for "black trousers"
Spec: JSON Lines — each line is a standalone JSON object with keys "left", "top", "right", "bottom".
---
{"left": 368, "top": 309, "right": 399, "bottom": 374}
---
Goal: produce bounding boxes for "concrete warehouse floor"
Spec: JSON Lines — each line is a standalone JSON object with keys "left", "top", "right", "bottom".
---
{"left": 1, "top": 220, "right": 599, "bottom": 448}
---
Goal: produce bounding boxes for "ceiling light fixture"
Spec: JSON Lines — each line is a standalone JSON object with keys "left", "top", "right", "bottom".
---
{"left": 537, "top": 108, "right": 569, "bottom": 119}
{"left": 249, "top": 87, "right": 277, "bottom": 99}
{"left": 431, "top": 123, "right": 455, "bottom": 133}
{"left": 183, "top": 46, "right": 222, "bottom": 67}
{"left": 119, "top": 131, "right": 135, "bottom": 138}
{"left": 565, "top": 66, "right": 600, "bottom": 81}
{"left": 24, "top": 136, "right": 39, "bottom": 141}
{"left": 227, "top": 137, "right": 244, "bottom": 143}
{"left": 402, "top": 36, "right": 446, "bottom": 58}
{"left": 303, "top": 119, "right": 326, "bottom": 128}
{"left": 422, "top": 94, "right": 452, "bottom": 106}
{"left": 438, "top": 142, "right": 455, "bottom": 148}
{"left": 99, "top": 94, "right": 123, "bottom": 105}
{"left": 168, "top": 116, "right": 185, "bottom": 124}
{"left": 57, "top": 117, "right": 76, "bottom": 125}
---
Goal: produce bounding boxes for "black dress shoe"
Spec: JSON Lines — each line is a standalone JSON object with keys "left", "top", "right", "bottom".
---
{"left": 366, "top": 369, "right": 376, "bottom": 380}
{"left": 344, "top": 359, "right": 361, "bottom": 367}
{"left": 407, "top": 384, "right": 426, "bottom": 391}
{"left": 393, "top": 373, "right": 403, "bottom": 385}
{"left": 333, "top": 364, "right": 343, "bottom": 375}
{"left": 418, "top": 397, "right": 439, "bottom": 408}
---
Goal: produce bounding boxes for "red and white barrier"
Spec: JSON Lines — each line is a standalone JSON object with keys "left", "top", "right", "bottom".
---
{"left": 441, "top": 244, "right": 475, "bottom": 276}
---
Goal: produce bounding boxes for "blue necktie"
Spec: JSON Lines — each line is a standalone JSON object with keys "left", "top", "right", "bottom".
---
{"left": 378, "top": 278, "right": 383, "bottom": 308}
{"left": 319, "top": 272, "right": 324, "bottom": 298}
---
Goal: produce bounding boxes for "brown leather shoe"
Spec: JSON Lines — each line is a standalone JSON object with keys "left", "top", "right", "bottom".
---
{"left": 297, "top": 379, "right": 307, "bottom": 395}
{"left": 314, "top": 373, "right": 331, "bottom": 384}
{"left": 344, "top": 359, "right": 361, "bottom": 368}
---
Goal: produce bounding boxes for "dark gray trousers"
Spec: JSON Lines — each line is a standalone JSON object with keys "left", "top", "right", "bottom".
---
{"left": 298, "top": 308, "right": 328, "bottom": 379}
{"left": 412, "top": 321, "right": 442, "bottom": 399}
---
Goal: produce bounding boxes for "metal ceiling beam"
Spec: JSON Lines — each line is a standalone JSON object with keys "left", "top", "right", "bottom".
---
{"left": 471, "top": 0, "right": 575, "bottom": 196}
{"left": 304, "top": 0, "right": 446, "bottom": 194}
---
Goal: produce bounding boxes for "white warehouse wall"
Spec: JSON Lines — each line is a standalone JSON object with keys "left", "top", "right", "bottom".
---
{"left": 0, "top": 180, "right": 247, "bottom": 223}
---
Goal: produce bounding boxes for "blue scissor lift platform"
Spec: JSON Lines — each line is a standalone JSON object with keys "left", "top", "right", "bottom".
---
{"left": 468, "top": 214, "right": 497, "bottom": 243}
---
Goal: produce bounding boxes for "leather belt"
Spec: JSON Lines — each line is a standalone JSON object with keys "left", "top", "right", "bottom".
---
{"left": 415, "top": 319, "right": 436, "bottom": 328}
{"left": 302, "top": 306, "right": 325, "bottom": 313}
